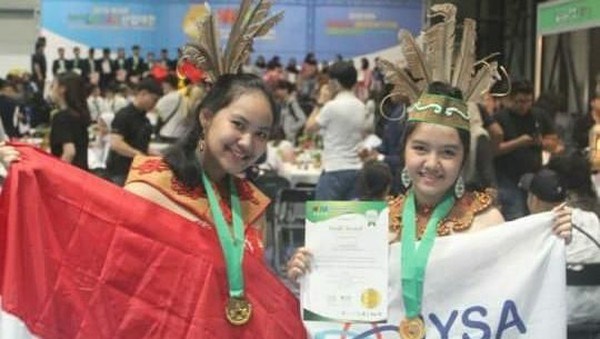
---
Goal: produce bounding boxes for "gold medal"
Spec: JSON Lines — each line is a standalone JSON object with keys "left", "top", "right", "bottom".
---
{"left": 225, "top": 296, "right": 252, "bottom": 325}
{"left": 360, "top": 288, "right": 381, "bottom": 309}
{"left": 399, "top": 316, "right": 425, "bottom": 339}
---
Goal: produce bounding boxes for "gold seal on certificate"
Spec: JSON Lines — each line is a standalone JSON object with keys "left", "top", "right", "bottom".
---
{"left": 225, "top": 297, "right": 252, "bottom": 325}
{"left": 360, "top": 288, "right": 381, "bottom": 309}
{"left": 399, "top": 316, "right": 426, "bottom": 339}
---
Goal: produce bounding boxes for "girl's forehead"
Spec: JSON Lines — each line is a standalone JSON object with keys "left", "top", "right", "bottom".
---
{"left": 221, "top": 93, "right": 273, "bottom": 124}
{"left": 407, "top": 123, "right": 463, "bottom": 148}
{"left": 409, "top": 123, "right": 462, "bottom": 145}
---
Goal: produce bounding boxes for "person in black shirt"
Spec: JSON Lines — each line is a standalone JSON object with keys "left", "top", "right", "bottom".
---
{"left": 573, "top": 93, "right": 600, "bottom": 152}
{"left": 494, "top": 80, "right": 544, "bottom": 220}
{"left": 70, "top": 46, "right": 84, "bottom": 76}
{"left": 106, "top": 78, "right": 162, "bottom": 185}
{"left": 48, "top": 72, "right": 91, "bottom": 170}
{"left": 159, "top": 48, "right": 176, "bottom": 71}
{"left": 52, "top": 47, "right": 69, "bottom": 76}
{"left": 99, "top": 48, "right": 114, "bottom": 91}
{"left": 31, "top": 42, "right": 47, "bottom": 96}
{"left": 358, "top": 89, "right": 407, "bottom": 195}
{"left": 126, "top": 45, "right": 146, "bottom": 78}
{"left": 0, "top": 78, "right": 20, "bottom": 139}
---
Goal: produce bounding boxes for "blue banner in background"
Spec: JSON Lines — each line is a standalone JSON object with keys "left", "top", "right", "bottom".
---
{"left": 42, "top": 0, "right": 422, "bottom": 62}
{"left": 314, "top": 4, "right": 422, "bottom": 60}
{"left": 42, "top": 1, "right": 160, "bottom": 48}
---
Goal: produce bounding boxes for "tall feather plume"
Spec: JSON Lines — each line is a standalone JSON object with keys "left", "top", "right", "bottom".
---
{"left": 222, "top": 0, "right": 252, "bottom": 71}
{"left": 180, "top": 4, "right": 222, "bottom": 82}
{"left": 248, "top": 1, "right": 272, "bottom": 24}
{"left": 182, "top": 0, "right": 284, "bottom": 82}
{"left": 425, "top": 4, "right": 456, "bottom": 83}
{"left": 224, "top": 0, "right": 262, "bottom": 72}
{"left": 399, "top": 29, "right": 430, "bottom": 84}
{"left": 451, "top": 18, "right": 477, "bottom": 95}
{"left": 202, "top": 13, "right": 222, "bottom": 77}
{"left": 379, "top": 3, "right": 502, "bottom": 106}
{"left": 464, "top": 61, "right": 500, "bottom": 102}
{"left": 230, "top": 11, "right": 284, "bottom": 73}
{"left": 377, "top": 59, "right": 420, "bottom": 103}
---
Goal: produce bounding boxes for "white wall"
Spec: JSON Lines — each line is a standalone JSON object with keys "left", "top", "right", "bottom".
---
{"left": 0, "top": 0, "right": 40, "bottom": 78}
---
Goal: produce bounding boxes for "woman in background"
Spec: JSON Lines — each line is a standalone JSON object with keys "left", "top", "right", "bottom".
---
{"left": 49, "top": 71, "right": 91, "bottom": 170}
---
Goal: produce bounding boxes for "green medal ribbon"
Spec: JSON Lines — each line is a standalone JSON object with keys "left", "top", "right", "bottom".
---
{"left": 401, "top": 190, "right": 454, "bottom": 318}
{"left": 201, "top": 172, "right": 245, "bottom": 298}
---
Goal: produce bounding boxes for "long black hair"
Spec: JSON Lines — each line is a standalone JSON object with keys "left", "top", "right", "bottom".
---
{"left": 55, "top": 71, "right": 91, "bottom": 125}
{"left": 163, "top": 73, "right": 278, "bottom": 188}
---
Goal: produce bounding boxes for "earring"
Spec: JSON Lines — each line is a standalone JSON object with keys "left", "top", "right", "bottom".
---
{"left": 454, "top": 175, "right": 465, "bottom": 198}
{"left": 198, "top": 139, "right": 205, "bottom": 152}
{"left": 401, "top": 167, "right": 412, "bottom": 188}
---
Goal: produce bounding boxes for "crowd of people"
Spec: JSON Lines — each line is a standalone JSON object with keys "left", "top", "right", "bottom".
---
{"left": 0, "top": 1, "right": 599, "bottom": 337}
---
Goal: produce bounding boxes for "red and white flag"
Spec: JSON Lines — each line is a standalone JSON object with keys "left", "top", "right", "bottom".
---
{"left": 0, "top": 145, "right": 306, "bottom": 339}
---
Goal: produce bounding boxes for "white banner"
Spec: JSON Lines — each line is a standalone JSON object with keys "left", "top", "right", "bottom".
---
{"left": 305, "top": 212, "right": 567, "bottom": 339}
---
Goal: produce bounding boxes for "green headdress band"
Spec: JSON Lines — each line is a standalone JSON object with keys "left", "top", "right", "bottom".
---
{"left": 407, "top": 93, "right": 470, "bottom": 131}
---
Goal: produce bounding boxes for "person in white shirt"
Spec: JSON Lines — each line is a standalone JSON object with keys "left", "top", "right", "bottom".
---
{"left": 88, "top": 112, "right": 114, "bottom": 172}
{"left": 305, "top": 61, "right": 370, "bottom": 200}
{"left": 105, "top": 83, "right": 130, "bottom": 114}
{"left": 155, "top": 74, "right": 188, "bottom": 142}
{"left": 86, "top": 84, "right": 109, "bottom": 122}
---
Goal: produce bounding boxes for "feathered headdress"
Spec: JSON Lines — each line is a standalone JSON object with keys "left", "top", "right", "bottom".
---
{"left": 177, "top": 0, "right": 284, "bottom": 83}
{"left": 378, "top": 3, "right": 502, "bottom": 131}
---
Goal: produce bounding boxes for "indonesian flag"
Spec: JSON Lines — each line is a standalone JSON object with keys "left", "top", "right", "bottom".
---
{"left": 0, "top": 144, "right": 306, "bottom": 338}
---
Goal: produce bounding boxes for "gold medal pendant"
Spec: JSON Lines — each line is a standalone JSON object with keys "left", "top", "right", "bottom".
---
{"left": 399, "top": 316, "right": 426, "bottom": 339}
{"left": 225, "top": 296, "right": 252, "bottom": 325}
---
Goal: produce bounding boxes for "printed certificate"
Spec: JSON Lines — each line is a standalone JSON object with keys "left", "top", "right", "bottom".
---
{"left": 301, "top": 201, "right": 389, "bottom": 323}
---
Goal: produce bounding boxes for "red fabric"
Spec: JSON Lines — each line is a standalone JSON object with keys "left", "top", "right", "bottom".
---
{"left": 150, "top": 64, "right": 169, "bottom": 81}
{"left": 0, "top": 144, "right": 306, "bottom": 339}
{"left": 176, "top": 60, "right": 205, "bottom": 84}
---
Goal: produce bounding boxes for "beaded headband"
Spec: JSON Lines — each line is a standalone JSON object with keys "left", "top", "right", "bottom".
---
{"left": 408, "top": 93, "right": 469, "bottom": 131}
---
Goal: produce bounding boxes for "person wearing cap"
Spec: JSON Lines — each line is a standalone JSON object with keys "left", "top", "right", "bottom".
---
{"left": 521, "top": 164, "right": 600, "bottom": 330}
{"left": 520, "top": 168, "right": 568, "bottom": 213}
{"left": 105, "top": 77, "right": 162, "bottom": 186}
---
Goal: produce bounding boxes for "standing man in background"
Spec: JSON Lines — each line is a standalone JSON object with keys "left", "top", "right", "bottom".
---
{"left": 82, "top": 47, "right": 98, "bottom": 85}
{"left": 99, "top": 48, "right": 115, "bottom": 90}
{"left": 52, "top": 47, "right": 69, "bottom": 76}
{"left": 31, "top": 41, "right": 47, "bottom": 96}
{"left": 155, "top": 74, "right": 187, "bottom": 143}
{"left": 159, "top": 48, "right": 176, "bottom": 71}
{"left": 126, "top": 45, "right": 146, "bottom": 82}
{"left": 70, "top": 47, "right": 84, "bottom": 75}
{"left": 494, "top": 80, "right": 544, "bottom": 220}
{"left": 106, "top": 78, "right": 162, "bottom": 186}
{"left": 305, "top": 61, "right": 369, "bottom": 200}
